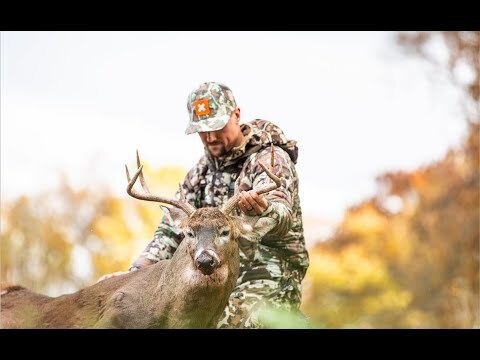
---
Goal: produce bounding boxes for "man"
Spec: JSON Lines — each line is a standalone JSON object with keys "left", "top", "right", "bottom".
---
{"left": 103, "top": 82, "right": 309, "bottom": 328}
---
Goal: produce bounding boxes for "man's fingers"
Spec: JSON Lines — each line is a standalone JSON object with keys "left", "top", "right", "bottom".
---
{"left": 244, "top": 194, "right": 262, "bottom": 213}
{"left": 239, "top": 191, "right": 267, "bottom": 215}
{"left": 238, "top": 195, "right": 254, "bottom": 214}
{"left": 96, "top": 271, "right": 128, "bottom": 284}
{"left": 96, "top": 275, "right": 108, "bottom": 283}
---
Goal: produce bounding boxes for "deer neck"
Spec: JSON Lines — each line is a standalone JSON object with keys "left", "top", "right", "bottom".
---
{"left": 150, "top": 240, "right": 240, "bottom": 328}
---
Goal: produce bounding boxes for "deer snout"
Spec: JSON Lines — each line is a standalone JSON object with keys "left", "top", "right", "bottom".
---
{"left": 194, "top": 250, "right": 219, "bottom": 275}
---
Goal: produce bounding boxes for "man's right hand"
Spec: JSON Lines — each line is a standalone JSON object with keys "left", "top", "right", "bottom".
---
{"left": 96, "top": 271, "right": 129, "bottom": 283}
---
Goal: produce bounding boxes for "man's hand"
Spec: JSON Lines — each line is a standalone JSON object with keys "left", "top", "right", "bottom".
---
{"left": 238, "top": 190, "right": 268, "bottom": 216}
{"left": 96, "top": 271, "right": 129, "bottom": 284}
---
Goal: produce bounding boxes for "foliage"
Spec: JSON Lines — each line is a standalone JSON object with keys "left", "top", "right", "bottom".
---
{"left": 301, "top": 31, "right": 479, "bottom": 328}
{"left": 257, "top": 305, "right": 312, "bottom": 329}
{"left": 303, "top": 127, "right": 479, "bottom": 327}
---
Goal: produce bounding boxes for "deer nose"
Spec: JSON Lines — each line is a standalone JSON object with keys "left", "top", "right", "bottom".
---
{"left": 195, "top": 251, "right": 219, "bottom": 275}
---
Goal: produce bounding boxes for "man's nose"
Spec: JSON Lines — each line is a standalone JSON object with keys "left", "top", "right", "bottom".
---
{"left": 206, "top": 131, "right": 217, "bottom": 142}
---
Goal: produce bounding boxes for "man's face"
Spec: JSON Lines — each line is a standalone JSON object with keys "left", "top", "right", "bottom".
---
{"left": 198, "top": 110, "right": 242, "bottom": 158}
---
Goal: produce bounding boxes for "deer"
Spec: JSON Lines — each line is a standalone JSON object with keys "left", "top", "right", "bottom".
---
{"left": 1, "top": 148, "right": 282, "bottom": 328}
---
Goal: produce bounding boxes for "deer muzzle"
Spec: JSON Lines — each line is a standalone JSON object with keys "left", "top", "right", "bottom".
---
{"left": 194, "top": 250, "right": 220, "bottom": 276}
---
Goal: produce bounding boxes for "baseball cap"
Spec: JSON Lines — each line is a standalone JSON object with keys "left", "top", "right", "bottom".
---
{"left": 185, "top": 82, "right": 237, "bottom": 135}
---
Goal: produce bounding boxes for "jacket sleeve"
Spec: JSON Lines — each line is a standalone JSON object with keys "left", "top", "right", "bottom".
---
{"left": 129, "top": 162, "right": 202, "bottom": 271}
{"left": 129, "top": 210, "right": 185, "bottom": 271}
{"left": 241, "top": 145, "right": 296, "bottom": 239}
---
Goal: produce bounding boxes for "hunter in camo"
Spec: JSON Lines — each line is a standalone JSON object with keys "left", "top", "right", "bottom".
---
{"left": 129, "top": 82, "right": 309, "bottom": 328}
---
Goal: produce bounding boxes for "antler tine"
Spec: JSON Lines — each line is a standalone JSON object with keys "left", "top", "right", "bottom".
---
{"left": 255, "top": 162, "right": 282, "bottom": 195}
{"left": 178, "top": 183, "right": 186, "bottom": 202}
{"left": 125, "top": 151, "right": 196, "bottom": 216}
{"left": 136, "top": 149, "right": 150, "bottom": 193}
{"left": 222, "top": 149, "right": 282, "bottom": 214}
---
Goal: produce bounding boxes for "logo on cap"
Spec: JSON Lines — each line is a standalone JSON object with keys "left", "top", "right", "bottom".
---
{"left": 193, "top": 99, "right": 210, "bottom": 117}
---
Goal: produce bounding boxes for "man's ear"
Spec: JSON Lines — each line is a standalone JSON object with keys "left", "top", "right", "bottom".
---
{"left": 161, "top": 205, "right": 188, "bottom": 230}
{"left": 234, "top": 107, "right": 241, "bottom": 124}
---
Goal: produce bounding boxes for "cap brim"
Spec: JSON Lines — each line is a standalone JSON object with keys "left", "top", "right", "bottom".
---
{"left": 184, "top": 114, "right": 230, "bottom": 135}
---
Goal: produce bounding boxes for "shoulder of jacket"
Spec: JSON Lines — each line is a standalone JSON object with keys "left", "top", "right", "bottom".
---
{"left": 248, "top": 118, "right": 279, "bottom": 129}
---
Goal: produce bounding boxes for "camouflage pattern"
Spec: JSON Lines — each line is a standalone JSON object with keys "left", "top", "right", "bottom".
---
{"left": 185, "top": 82, "right": 237, "bottom": 135}
{"left": 217, "top": 270, "right": 306, "bottom": 328}
{"left": 130, "top": 119, "right": 309, "bottom": 328}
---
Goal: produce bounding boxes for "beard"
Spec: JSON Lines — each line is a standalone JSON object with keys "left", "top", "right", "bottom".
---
{"left": 206, "top": 142, "right": 227, "bottom": 158}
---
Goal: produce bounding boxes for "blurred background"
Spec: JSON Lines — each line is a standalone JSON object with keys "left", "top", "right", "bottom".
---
{"left": 1, "top": 31, "right": 478, "bottom": 328}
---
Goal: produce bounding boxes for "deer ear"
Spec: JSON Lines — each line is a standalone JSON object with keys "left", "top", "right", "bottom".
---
{"left": 161, "top": 206, "right": 188, "bottom": 229}
{"left": 232, "top": 215, "right": 278, "bottom": 243}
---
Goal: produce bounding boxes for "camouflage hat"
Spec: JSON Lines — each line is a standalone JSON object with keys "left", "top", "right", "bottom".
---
{"left": 185, "top": 82, "right": 237, "bottom": 135}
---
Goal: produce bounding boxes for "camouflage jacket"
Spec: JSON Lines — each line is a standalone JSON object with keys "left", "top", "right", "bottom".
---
{"left": 130, "top": 119, "right": 309, "bottom": 285}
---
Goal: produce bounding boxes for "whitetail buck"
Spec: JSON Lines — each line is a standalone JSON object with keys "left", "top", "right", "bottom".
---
{"left": 1, "top": 149, "right": 282, "bottom": 328}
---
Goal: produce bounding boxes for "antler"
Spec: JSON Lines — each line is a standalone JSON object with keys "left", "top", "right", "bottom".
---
{"left": 125, "top": 150, "right": 196, "bottom": 216}
{"left": 222, "top": 144, "right": 282, "bottom": 214}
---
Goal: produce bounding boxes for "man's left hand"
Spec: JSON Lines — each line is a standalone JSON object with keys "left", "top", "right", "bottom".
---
{"left": 238, "top": 190, "right": 268, "bottom": 216}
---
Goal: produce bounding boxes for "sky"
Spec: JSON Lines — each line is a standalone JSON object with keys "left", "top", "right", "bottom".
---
{"left": 0, "top": 31, "right": 469, "bottom": 240}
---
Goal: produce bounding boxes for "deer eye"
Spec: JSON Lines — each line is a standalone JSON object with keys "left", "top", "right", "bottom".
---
{"left": 220, "top": 230, "right": 230, "bottom": 237}
{"left": 185, "top": 230, "right": 194, "bottom": 238}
